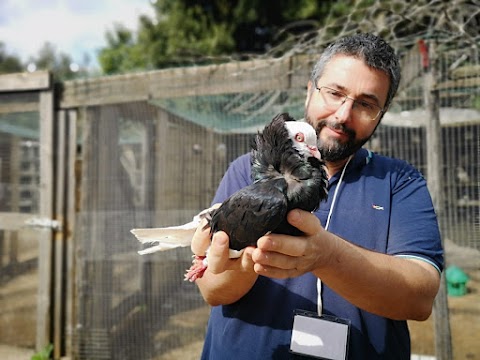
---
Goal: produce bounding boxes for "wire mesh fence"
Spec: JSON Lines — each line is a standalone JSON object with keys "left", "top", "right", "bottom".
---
{"left": 0, "top": 92, "right": 41, "bottom": 357}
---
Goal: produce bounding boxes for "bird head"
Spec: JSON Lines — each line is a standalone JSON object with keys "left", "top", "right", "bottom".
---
{"left": 284, "top": 121, "right": 321, "bottom": 160}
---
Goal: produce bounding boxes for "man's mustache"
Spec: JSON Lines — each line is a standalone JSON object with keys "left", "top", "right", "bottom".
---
{"left": 315, "top": 120, "right": 356, "bottom": 140}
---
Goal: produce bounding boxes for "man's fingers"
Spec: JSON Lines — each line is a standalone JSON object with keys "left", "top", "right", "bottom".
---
{"left": 253, "top": 263, "right": 298, "bottom": 279}
{"left": 287, "top": 209, "right": 322, "bottom": 236}
{"left": 191, "top": 203, "right": 222, "bottom": 255}
{"left": 254, "top": 210, "right": 324, "bottom": 266}
{"left": 191, "top": 217, "right": 211, "bottom": 255}
{"left": 207, "top": 231, "right": 230, "bottom": 274}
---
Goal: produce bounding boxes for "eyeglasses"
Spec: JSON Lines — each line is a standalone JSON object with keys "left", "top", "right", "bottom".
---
{"left": 315, "top": 85, "right": 384, "bottom": 121}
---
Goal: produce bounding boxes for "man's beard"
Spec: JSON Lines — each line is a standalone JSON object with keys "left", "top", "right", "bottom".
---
{"left": 305, "top": 117, "right": 372, "bottom": 162}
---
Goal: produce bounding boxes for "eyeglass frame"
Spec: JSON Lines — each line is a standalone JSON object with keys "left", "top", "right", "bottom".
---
{"left": 314, "top": 85, "right": 385, "bottom": 121}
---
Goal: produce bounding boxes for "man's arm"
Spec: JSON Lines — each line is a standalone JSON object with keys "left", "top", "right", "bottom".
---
{"left": 252, "top": 209, "right": 441, "bottom": 321}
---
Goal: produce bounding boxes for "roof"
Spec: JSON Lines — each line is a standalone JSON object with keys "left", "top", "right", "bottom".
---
{"left": 382, "top": 107, "right": 480, "bottom": 127}
{"left": 149, "top": 89, "right": 305, "bottom": 134}
{"left": 152, "top": 92, "right": 480, "bottom": 132}
{"left": 0, "top": 112, "right": 39, "bottom": 139}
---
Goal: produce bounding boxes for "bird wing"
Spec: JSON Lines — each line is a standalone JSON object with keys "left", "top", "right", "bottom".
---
{"left": 210, "top": 178, "right": 288, "bottom": 250}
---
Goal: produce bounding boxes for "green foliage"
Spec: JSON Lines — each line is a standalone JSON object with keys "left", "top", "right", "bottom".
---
{"left": 0, "top": 40, "right": 92, "bottom": 80}
{"left": 31, "top": 343, "right": 53, "bottom": 360}
{"left": 98, "top": 0, "right": 342, "bottom": 74}
{"left": 28, "top": 42, "right": 82, "bottom": 81}
{"left": 0, "top": 40, "right": 90, "bottom": 80}
{"left": 473, "top": 95, "right": 480, "bottom": 110}
{"left": 98, "top": 24, "right": 147, "bottom": 74}
{"left": 0, "top": 42, "right": 23, "bottom": 74}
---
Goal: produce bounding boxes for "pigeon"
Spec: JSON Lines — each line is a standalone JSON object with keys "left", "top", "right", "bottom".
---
{"left": 131, "top": 113, "right": 328, "bottom": 281}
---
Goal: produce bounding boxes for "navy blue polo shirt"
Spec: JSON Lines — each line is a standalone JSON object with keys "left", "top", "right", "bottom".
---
{"left": 201, "top": 148, "right": 443, "bottom": 360}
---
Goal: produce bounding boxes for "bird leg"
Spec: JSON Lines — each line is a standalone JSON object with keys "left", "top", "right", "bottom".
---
{"left": 184, "top": 255, "right": 208, "bottom": 282}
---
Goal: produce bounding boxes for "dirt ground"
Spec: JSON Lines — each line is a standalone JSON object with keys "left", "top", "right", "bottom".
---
{"left": 409, "top": 268, "right": 480, "bottom": 359}
{"left": 409, "top": 240, "right": 480, "bottom": 359}
{"left": 0, "top": 344, "right": 34, "bottom": 360}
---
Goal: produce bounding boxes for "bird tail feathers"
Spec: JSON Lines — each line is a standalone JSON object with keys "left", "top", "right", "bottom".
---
{"left": 131, "top": 221, "right": 198, "bottom": 254}
{"left": 131, "top": 206, "right": 216, "bottom": 255}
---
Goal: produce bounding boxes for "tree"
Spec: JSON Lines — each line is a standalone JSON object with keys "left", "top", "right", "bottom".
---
{"left": 28, "top": 42, "right": 83, "bottom": 81}
{"left": 0, "top": 41, "right": 90, "bottom": 79}
{"left": 98, "top": 0, "right": 342, "bottom": 74}
{"left": 0, "top": 42, "right": 23, "bottom": 74}
{"left": 98, "top": 23, "right": 148, "bottom": 75}
{"left": 98, "top": 0, "right": 478, "bottom": 75}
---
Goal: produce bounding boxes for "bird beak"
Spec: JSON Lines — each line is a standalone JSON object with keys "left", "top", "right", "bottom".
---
{"left": 309, "top": 145, "right": 321, "bottom": 160}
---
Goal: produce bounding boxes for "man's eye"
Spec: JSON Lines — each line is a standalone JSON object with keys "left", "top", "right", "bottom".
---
{"left": 358, "top": 100, "right": 374, "bottom": 110}
{"left": 328, "top": 91, "right": 344, "bottom": 98}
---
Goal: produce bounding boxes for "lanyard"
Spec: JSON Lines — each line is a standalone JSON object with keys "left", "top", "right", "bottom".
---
{"left": 317, "top": 155, "right": 352, "bottom": 315}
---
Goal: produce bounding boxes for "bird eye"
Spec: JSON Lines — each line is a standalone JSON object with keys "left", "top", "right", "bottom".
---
{"left": 295, "top": 133, "right": 305, "bottom": 142}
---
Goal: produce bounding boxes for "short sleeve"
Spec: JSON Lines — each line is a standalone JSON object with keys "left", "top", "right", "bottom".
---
{"left": 212, "top": 154, "right": 252, "bottom": 205}
{"left": 387, "top": 162, "right": 444, "bottom": 273}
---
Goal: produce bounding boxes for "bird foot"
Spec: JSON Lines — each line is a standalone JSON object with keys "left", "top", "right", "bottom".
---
{"left": 184, "top": 255, "right": 208, "bottom": 282}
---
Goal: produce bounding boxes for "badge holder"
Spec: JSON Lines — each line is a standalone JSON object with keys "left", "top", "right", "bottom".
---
{"left": 290, "top": 310, "right": 350, "bottom": 360}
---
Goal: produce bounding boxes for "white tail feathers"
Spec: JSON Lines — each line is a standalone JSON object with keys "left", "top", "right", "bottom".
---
{"left": 131, "top": 208, "right": 214, "bottom": 255}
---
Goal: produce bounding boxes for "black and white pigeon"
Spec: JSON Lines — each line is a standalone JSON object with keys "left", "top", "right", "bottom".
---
{"left": 131, "top": 113, "right": 328, "bottom": 281}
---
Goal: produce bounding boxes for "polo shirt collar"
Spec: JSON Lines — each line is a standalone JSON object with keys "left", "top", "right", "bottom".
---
{"left": 327, "top": 148, "right": 372, "bottom": 185}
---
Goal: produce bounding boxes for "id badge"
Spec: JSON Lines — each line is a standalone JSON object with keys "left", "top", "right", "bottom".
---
{"left": 290, "top": 310, "right": 350, "bottom": 360}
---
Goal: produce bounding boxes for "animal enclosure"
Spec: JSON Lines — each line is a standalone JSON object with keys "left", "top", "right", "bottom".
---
{"left": 0, "top": 38, "right": 479, "bottom": 360}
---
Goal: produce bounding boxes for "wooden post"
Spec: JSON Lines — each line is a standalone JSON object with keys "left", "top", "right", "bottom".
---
{"left": 53, "top": 110, "right": 66, "bottom": 359}
{"left": 155, "top": 108, "right": 169, "bottom": 225}
{"left": 37, "top": 88, "right": 55, "bottom": 352}
{"left": 423, "top": 40, "right": 453, "bottom": 360}
{"left": 64, "top": 109, "right": 78, "bottom": 357}
{"left": 8, "top": 137, "right": 21, "bottom": 265}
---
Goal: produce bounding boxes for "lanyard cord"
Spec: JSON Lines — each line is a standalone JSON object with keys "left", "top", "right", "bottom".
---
{"left": 324, "top": 155, "right": 353, "bottom": 231}
{"left": 317, "top": 155, "right": 353, "bottom": 315}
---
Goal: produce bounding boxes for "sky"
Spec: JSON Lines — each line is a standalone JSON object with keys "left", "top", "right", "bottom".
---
{"left": 0, "top": 0, "right": 156, "bottom": 69}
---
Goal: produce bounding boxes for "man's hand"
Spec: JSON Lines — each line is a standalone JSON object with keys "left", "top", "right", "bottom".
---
{"left": 207, "top": 231, "right": 256, "bottom": 275}
{"left": 252, "top": 209, "right": 331, "bottom": 278}
{"left": 191, "top": 205, "right": 258, "bottom": 306}
{"left": 190, "top": 203, "right": 255, "bottom": 275}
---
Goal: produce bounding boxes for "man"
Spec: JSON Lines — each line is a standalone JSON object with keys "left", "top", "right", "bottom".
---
{"left": 191, "top": 33, "right": 443, "bottom": 359}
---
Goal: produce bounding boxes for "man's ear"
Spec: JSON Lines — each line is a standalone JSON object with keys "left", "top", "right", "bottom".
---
{"left": 378, "top": 105, "right": 389, "bottom": 122}
{"left": 305, "top": 81, "right": 313, "bottom": 108}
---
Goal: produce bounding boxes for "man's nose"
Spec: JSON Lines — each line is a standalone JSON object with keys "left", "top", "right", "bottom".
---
{"left": 334, "top": 98, "right": 355, "bottom": 122}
